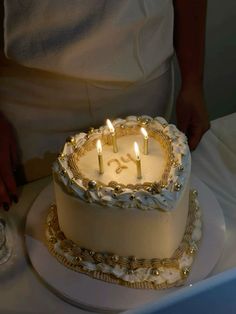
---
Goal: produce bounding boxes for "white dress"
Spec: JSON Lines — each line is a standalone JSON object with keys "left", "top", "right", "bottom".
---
{"left": 1, "top": 0, "right": 174, "bottom": 180}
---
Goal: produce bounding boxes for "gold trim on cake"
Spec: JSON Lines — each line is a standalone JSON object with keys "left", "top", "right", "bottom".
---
{"left": 53, "top": 116, "right": 190, "bottom": 212}
{"left": 45, "top": 190, "right": 202, "bottom": 290}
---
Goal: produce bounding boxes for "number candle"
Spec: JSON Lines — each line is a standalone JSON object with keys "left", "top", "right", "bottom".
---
{"left": 134, "top": 141, "right": 142, "bottom": 179}
{"left": 141, "top": 127, "right": 149, "bottom": 155}
{"left": 106, "top": 119, "right": 118, "bottom": 153}
{"left": 96, "top": 139, "right": 104, "bottom": 174}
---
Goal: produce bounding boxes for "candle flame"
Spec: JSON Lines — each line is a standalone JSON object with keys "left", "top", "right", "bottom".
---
{"left": 134, "top": 141, "right": 140, "bottom": 159}
{"left": 106, "top": 119, "right": 115, "bottom": 133}
{"left": 141, "top": 127, "right": 148, "bottom": 139}
{"left": 96, "top": 139, "right": 102, "bottom": 154}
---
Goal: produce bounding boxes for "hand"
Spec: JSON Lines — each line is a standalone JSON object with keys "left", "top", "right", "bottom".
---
{"left": 0, "top": 113, "right": 19, "bottom": 210}
{"left": 176, "top": 85, "right": 210, "bottom": 151}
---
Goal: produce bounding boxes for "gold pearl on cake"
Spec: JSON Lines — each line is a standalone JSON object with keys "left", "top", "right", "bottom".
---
{"left": 178, "top": 165, "right": 184, "bottom": 172}
{"left": 88, "top": 127, "right": 95, "bottom": 134}
{"left": 106, "top": 119, "right": 118, "bottom": 153}
{"left": 181, "top": 267, "right": 190, "bottom": 278}
{"left": 134, "top": 142, "right": 142, "bottom": 179}
{"left": 75, "top": 256, "right": 82, "bottom": 263}
{"left": 188, "top": 244, "right": 198, "bottom": 255}
{"left": 60, "top": 169, "right": 66, "bottom": 176}
{"left": 49, "top": 236, "right": 56, "bottom": 244}
{"left": 58, "top": 152, "right": 65, "bottom": 160}
{"left": 111, "top": 255, "right": 119, "bottom": 262}
{"left": 114, "top": 185, "right": 122, "bottom": 193}
{"left": 88, "top": 180, "right": 97, "bottom": 190}
{"left": 151, "top": 268, "right": 160, "bottom": 276}
{"left": 192, "top": 189, "right": 198, "bottom": 197}
{"left": 174, "top": 182, "right": 182, "bottom": 191}
{"left": 141, "top": 127, "right": 149, "bottom": 155}
{"left": 66, "top": 136, "right": 76, "bottom": 146}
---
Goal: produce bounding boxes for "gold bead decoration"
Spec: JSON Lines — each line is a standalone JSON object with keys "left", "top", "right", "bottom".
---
{"left": 151, "top": 268, "right": 160, "bottom": 276}
{"left": 88, "top": 180, "right": 97, "bottom": 190}
{"left": 188, "top": 245, "right": 198, "bottom": 255}
{"left": 111, "top": 255, "right": 119, "bottom": 262}
{"left": 70, "top": 178, "right": 75, "bottom": 185}
{"left": 60, "top": 169, "right": 66, "bottom": 176}
{"left": 89, "top": 250, "right": 95, "bottom": 256}
{"left": 66, "top": 136, "right": 76, "bottom": 145}
{"left": 192, "top": 189, "right": 198, "bottom": 197}
{"left": 146, "top": 186, "right": 154, "bottom": 194}
{"left": 58, "top": 152, "right": 65, "bottom": 160}
{"left": 49, "top": 236, "right": 56, "bottom": 244}
{"left": 160, "top": 183, "right": 167, "bottom": 189}
{"left": 88, "top": 127, "right": 95, "bottom": 134}
{"left": 174, "top": 182, "right": 182, "bottom": 191}
{"left": 114, "top": 185, "right": 122, "bottom": 193}
{"left": 178, "top": 165, "right": 184, "bottom": 172}
{"left": 75, "top": 256, "right": 82, "bottom": 263}
{"left": 181, "top": 267, "right": 190, "bottom": 278}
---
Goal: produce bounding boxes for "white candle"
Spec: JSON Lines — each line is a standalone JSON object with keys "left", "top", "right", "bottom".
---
{"left": 106, "top": 119, "right": 118, "bottom": 153}
{"left": 134, "top": 141, "right": 142, "bottom": 179}
{"left": 96, "top": 139, "right": 104, "bottom": 174}
{"left": 141, "top": 127, "right": 149, "bottom": 155}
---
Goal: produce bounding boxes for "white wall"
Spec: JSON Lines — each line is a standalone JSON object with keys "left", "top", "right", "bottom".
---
{"left": 205, "top": 0, "right": 236, "bottom": 119}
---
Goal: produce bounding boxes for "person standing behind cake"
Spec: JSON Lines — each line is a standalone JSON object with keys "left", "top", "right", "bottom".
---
{"left": 0, "top": 0, "right": 209, "bottom": 210}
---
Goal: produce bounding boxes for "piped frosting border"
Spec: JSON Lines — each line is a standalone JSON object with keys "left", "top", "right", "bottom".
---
{"left": 53, "top": 116, "right": 190, "bottom": 211}
{"left": 45, "top": 190, "right": 202, "bottom": 290}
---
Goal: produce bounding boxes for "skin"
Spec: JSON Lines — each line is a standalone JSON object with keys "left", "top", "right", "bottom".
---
{"left": 0, "top": 0, "right": 209, "bottom": 209}
{"left": 0, "top": 113, "right": 18, "bottom": 210}
{"left": 173, "top": 0, "right": 210, "bottom": 149}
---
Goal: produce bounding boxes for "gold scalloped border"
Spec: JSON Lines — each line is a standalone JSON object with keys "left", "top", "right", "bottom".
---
{"left": 67, "top": 124, "right": 175, "bottom": 189}
{"left": 45, "top": 190, "right": 201, "bottom": 290}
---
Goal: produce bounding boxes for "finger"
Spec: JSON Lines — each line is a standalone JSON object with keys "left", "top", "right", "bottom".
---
{"left": 0, "top": 176, "right": 11, "bottom": 210}
{"left": 10, "top": 139, "right": 20, "bottom": 170}
{"left": 0, "top": 155, "right": 18, "bottom": 198}
{"left": 188, "top": 126, "right": 203, "bottom": 151}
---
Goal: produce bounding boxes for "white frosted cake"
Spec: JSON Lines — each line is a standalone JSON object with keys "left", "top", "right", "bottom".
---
{"left": 46, "top": 116, "right": 202, "bottom": 289}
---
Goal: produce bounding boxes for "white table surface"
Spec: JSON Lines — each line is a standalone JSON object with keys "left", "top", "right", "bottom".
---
{"left": 0, "top": 113, "right": 236, "bottom": 314}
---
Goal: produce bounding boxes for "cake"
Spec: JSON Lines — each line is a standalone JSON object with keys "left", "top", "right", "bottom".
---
{"left": 46, "top": 116, "right": 202, "bottom": 289}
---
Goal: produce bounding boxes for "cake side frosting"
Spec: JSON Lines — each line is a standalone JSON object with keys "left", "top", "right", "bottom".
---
{"left": 54, "top": 176, "right": 190, "bottom": 259}
{"left": 46, "top": 190, "right": 202, "bottom": 289}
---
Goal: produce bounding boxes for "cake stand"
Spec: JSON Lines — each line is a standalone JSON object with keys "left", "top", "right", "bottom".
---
{"left": 25, "top": 176, "right": 225, "bottom": 313}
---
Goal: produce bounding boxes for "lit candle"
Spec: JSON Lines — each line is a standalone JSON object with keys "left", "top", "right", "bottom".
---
{"left": 141, "top": 127, "right": 149, "bottom": 155}
{"left": 106, "top": 119, "right": 118, "bottom": 153}
{"left": 96, "top": 139, "right": 104, "bottom": 174}
{"left": 134, "top": 141, "right": 142, "bottom": 179}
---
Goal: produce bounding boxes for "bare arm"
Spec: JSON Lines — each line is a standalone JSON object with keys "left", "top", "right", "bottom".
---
{"left": 173, "top": 0, "right": 210, "bottom": 150}
{"left": 0, "top": 2, "right": 18, "bottom": 210}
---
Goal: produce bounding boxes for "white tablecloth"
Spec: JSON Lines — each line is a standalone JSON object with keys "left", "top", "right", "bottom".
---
{"left": 0, "top": 113, "right": 235, "bottom": 314}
